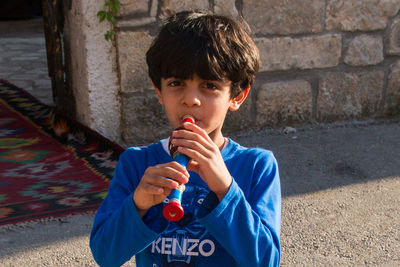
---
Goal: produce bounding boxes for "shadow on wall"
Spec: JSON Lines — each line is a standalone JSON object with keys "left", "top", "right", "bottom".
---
{"left": 0, "top": 0, "right": 42, "bottom": 20}
{"left": 231, "top": 120, "right": 400, "bottom": 197}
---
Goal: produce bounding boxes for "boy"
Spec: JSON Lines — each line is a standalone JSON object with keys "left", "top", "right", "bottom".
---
{"left": 90, "top": 10, "right": 281, "bottom": 267}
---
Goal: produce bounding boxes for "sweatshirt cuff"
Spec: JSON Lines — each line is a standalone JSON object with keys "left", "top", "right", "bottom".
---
{"left": 197, "top": 179, "right": 238, "bottom": 219}
{"left": 125, "top": 193, "right": 160, "bottom": 240}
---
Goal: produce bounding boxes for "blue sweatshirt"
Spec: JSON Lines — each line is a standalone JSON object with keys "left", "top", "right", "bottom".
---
{"left": 90, "top": 138, "right": 281, "bottom": 267}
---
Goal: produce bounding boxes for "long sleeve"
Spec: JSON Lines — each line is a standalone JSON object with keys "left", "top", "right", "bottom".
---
{"left": 89, "top": 140, "right": 281, "bottom": 267}
{"left": 89, "top": 149, "right": 165, "bottom": 267}
{"left": 197, "top": 150, "right": 281, "bottom": 266}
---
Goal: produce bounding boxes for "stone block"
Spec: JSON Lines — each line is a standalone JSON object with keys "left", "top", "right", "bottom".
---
{"left": 256, "top": 80, "right": 312, "bottom": 126}
{"left": 214, "top": 0, "right": 239, "bottom": 19}
{"left": 118, "top": 0, "right": 149, "bottom": 16}
{"left": 117, "top": 17, "right": 157, "bottom": 29}
{"left": 243, "top": 0, "right": 324, "bottom": 35}
{"left": 385, "top": 61, "right": 400, "bottom": 115}
{"left": 326, "top": 0, "right": 400, "bottom": 31}
{"left": 256, "top": 35, "right": 342, "bottom": 72}
{"left": 318, "top": 71, "right": 385, "bottom": 121}
{"left": 388, "top": 18, "right": 400, "bottom": 55}
{"left": 121, "top": 92, "right": 172, "bottom": 145}
{"left": 160, "top": 0, "right": 209, "bottom": 18}
{"left": 117, "top": 31, "right": 154, "bottom": 93}
{"left": 344, "top": 35, "right": 384, "bottom": 66}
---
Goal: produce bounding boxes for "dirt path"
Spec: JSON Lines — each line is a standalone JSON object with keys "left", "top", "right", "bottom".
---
{"left": 233, "top": 120, "right": 400, "bottom": 266}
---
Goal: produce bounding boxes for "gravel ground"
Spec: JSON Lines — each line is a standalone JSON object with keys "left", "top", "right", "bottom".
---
{"left": 233, "top": 120, "right": 400, "bottom": 267}
{"left": 0, "top": 119, "right": 399, "bottom": 266}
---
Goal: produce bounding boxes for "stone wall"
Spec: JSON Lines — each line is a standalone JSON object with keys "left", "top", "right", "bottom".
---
{"left": 63, "top": 0, "right": 121, "bottom": 142}
{"left": 114, "top": 0, "right": 400, "bottom": 146}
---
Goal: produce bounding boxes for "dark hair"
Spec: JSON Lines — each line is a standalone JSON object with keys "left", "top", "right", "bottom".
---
{"left": 146, "top": 11, "right": 260, "bottom": 98}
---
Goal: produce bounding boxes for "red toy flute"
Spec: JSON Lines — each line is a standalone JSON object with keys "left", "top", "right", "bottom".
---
{"left": 163, "top": 115, "right": 195, "bottom": 221}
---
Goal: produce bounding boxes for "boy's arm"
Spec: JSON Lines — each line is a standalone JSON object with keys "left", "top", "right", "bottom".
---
{"left": 197, "top": 152, "right": 281, "bottom": 267}
{"left": 89, "top": 150, "right": 162, "bottom": 267}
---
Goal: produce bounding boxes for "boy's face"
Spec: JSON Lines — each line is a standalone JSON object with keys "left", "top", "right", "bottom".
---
{"left": 154, "top": 73, "right": 248, "bottom": 143}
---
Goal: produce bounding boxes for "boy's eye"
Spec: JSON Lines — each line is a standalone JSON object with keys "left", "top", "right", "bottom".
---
{"left": 204, "top": 82, "right": 218, "bottom": 90}
{"left": 168, "top": 80, "right": 181, "bottom": 87}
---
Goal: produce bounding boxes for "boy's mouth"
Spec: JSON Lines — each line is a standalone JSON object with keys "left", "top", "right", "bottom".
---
{"left": 181, "top": 115, "right": 197, "bottom": 125}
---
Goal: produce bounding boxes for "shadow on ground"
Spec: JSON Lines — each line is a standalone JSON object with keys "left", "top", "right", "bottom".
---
{"left": 231, "top": 120, "right": 400, "bottom": 197}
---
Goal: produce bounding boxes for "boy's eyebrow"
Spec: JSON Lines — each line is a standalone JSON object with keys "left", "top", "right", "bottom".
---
{"left": 163, "top": 76, "right": 229, "bottom": 83}
{"left": 205, "top": 76, "right": 230, "bottom": 82}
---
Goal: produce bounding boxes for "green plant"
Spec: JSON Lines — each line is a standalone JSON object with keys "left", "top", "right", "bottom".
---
{"left": 97, "top": 0, "right": 121, "bottom": 41}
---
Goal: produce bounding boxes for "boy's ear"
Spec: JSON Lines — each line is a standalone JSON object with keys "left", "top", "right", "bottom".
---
{"left": 152, "top": 82, "right": 163, "bottom": 105}
{"left": 229, "top": 87, "right": 250, "bottom": 111}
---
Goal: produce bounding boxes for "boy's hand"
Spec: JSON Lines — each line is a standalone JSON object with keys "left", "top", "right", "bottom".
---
{"left": 133, "top": 162, "right": 189, "bottom": 217}
{"left": 171, "top": 122, "right": 232, "bottom": 201}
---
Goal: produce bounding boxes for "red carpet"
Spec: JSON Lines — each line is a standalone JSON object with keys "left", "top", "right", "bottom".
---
{"left": 0, "top": 80, "right": 124, "bottom": 226}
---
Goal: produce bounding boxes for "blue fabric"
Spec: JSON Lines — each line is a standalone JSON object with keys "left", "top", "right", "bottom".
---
{"left": 90, "top": 139, "right": 281, "bottom": 267}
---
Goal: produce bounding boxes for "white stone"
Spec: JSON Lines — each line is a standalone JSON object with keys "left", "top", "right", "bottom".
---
{"left": 257, "top": 80, "right": 312, "bottom": 126}
{"left": 386, "top": 61, "right": 400, "bottom": 114}
{"left": 117, "top": 31, "right": 154, "bottom": 93}
{"left": 326, "top": 0, "right": 400, "bottom": 31}
{"left": 344, "top": 35, "right": 384, "bottom": 66}
{"left": 64, "top": 0, "right": 121, "bottom": 143}
{"left": 388, "top": 18, "right": 400, "bottom": 55}
{"left": 214, "top": 0, "right": 239, "bottom": 19}
{"left": 243, "top": 0, "right": 324, "bottom": 35}
{"left": 256, "top": 35, "right": 342, "bottom": 72}
{"left": 160, "top": 0, "right": 209, "bottom": 18}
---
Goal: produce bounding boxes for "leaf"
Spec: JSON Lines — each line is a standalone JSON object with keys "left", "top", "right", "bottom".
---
{"left": 97, "top": 10, "right": 106, "bottom": 22}
{"left": 106, "top": 12, "right": 113, "bottom": 22}
{"left": 99, "top": 0, "right": 121, "bottom": 41}
{"left": 105, "top": 32, "right": 111, "bottom": 41}
{"left": 111, "top": 0, "right": 121, "bottom": 12}
{"left": 105, "top": 31, "right": 115, "bottom": 41}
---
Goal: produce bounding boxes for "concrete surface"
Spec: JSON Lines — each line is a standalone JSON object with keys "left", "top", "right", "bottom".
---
{"left": 0, "top": 18, "right": 53, "bottom": 106}
{"left": 0, "top": 18, "right": 399, "bottom": 267}
{"left": 235, "top": 120, "right": 400, "bottom": 266}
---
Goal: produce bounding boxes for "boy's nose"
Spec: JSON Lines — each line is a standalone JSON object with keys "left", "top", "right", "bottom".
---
{"left": 182, "top": 87, "right": 201, "bottom": 107}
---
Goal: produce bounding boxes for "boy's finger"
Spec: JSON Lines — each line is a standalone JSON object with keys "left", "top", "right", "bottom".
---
{"left": 183, "top": 122, "right": 212, "bottom": 141}
{"left": 156, "top": 166, "right": 189, "bottom": 184}
{"left": 171, "top": 138, "right": 210, "bottom": 159}
{"left": 143, "top": 174, "right": 179, "bottom": 189}
{"left": 167, "top": 161, "right": 190, "bottom": 179}
{"left": 147, "top": 163, "right": 189, "bottom": 183}
{"left": 174, "top": 124, "right": 214, "bottom": 149}
{"left": 140, "top": 183, "right": 165, "bottom": 194}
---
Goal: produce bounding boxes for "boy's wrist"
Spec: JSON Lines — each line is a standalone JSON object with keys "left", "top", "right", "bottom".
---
{"left": 212, "top": 178, "right": 232, "bottom": 202}
{"left": 135, "top": 204, "right": 149, "bottom": 218}
{"left": 132, "top": 195, "right": 149, "bottom": 218}
{"left": 214, "top": 190, "right": 228, "bottom": 202}
{"left": 137, "top": 208, "right": 148, "bottom": 218}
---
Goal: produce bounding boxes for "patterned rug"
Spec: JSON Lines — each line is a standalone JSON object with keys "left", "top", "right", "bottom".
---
{"left": 0, "top": 80, "right": 124, "bottom": 227}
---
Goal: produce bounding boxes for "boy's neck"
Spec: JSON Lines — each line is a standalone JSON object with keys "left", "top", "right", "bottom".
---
{"left": 210, "top": 131, "right": 226, "bottom": 151}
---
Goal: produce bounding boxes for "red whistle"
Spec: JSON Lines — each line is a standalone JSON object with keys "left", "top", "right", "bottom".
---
{"left": 182, "top": 115, "right": 195, "bottom": 124}
{"left": 163, "top": 115, "right": 194, "bottom": 221}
